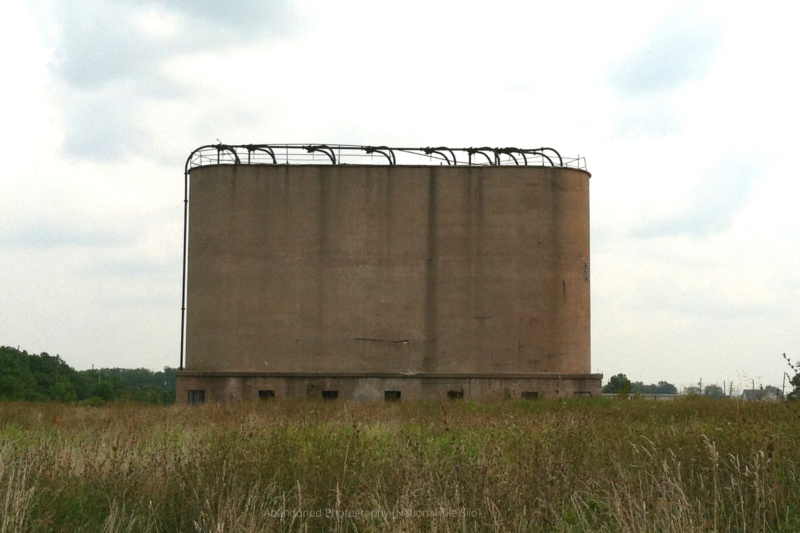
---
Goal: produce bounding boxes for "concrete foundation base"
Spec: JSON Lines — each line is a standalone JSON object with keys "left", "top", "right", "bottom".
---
{"left": 176, "top": 371, "right": 603, "bottom": 403}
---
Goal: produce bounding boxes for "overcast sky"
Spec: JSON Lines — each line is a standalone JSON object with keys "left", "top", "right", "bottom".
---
{"left": 1, "top": 0, "right": 798, "bottom": 391}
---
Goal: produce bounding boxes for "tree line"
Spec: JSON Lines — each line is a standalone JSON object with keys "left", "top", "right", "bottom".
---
{"left": 603, "top": 371, "right": 798, "bottom": 399}
{"left": 0, "top": 346, "right": 175, "bottom": 404}
{"left": 602, "top": 374, "right": 678, "bottom": 395}
{"left": 4, "top": 344, "right": 798, "bottom": 404}
{"left": 603, "top": 374, "right": 740, "bottom": 398}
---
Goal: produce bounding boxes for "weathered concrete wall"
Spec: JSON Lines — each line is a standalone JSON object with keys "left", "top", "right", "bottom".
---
{"left": 183, "top": 164, "right": 592, "bottom": 398}
{"left": 176, "top": 372, "right": 602, "bottom": 403}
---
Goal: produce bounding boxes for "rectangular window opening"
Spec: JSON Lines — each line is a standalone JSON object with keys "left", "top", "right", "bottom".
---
{"left": 322, "top": 390, "right": 339, "bottom": 401}
{"left": 447, "top": 390, "right": 464, "bottom": 400}
{"left": 521, "top": 391, "right": 539, "bottom": 401}
{"left": 259, "top": 390, "right": 275, "bottom": 400}
{"left": 384, "top": 391, "right": 401, "bottom": 402}
{"left": 188, "top": 390, "right": 205, "bottom": 405}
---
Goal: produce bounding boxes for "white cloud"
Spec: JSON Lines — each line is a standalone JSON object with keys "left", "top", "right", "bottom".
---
{"left": 610, "top": 7, "right": 720, "bottom": 97}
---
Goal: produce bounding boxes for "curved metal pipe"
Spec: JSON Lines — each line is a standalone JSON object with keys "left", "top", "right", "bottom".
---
{"left": 216, "top": 145, "right": 241, "bottom": 164}
{"left": 185, "top": 144, "right": 216, "bottom": 173}
{"left": 473, "top": 147, "right": 495, "bottom": 165}
{"left": 424, "top": 147, "right": 452, "bottom": 165}
{"left": 305, "top": 144, "right": 336, "bottom": 164}
{"left": 538, "top": 147, "right": 563, "bottom": 166}
{"left": 436, "top": 147, "right": 457, "bottom": 166}
{"left": 523, "top": 149, "right": 555, "bottom": 167}
{"left": 364, "top": 146, "right": 396, "bottom": 165}
{"left": 178, "top": 145, "right": 219, "bottom": 370}
{"left": 248, "top": 145, "right": 277, "bottom": 164}
{"left": 179, "top": 169, "right": 188, "bottom": 371}
{"left": 431, "top": 150, "right": 451, "bottom": 165}
{"left": 496, "top": 149, "right": 519, "bottom": 165}
{"left": 504, "top": 147, "right": 527, "bottom": 165}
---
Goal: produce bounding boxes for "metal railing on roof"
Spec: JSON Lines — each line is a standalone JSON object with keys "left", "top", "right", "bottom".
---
{"left": 185, "top": 144, "right": 587, "bottom": 172}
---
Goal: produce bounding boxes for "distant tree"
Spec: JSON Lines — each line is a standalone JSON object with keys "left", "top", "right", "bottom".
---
{"left": 704, "top": 384, "right": 725, "bottom": 399}
{"left": 119, "top": 385, "right": 166, "bottom": 404}
{"left": 80, "top": 367, "right": 177, "bottom": 404}
{"left": 603, "top": 374, "right": 632, "bottom": 394}
{"left": 791, "top": 376, "right": 800, "bottom": 402}
{"left": 1, "top": 345, "right": 177, "bottom": 404}
{"left": 0, "top": 349, "right": 27, "bottom": 400}
{"left": 92, "top": 381, "right": 116, "bottom": 402}
{"left": 50, "top": 379, "right": 78, "bottom": 402}
{"left": 160, "top": 368, "right": 177, "bottom": 403}
{"left": 684, "top": 386, "right": 701, "bottom": 396}
{"left": 628, "top": 380, "right": 677, "bottom": 395}
{"left": 764, "top": 385, "right": 783, "bottom": 399}
{"left": 656, "top": 381, "right": 678, "bottom": 394}
{"left": 28, "top": 352, "right": 80, "bottom": 400}
{"left": 784, "top": 353, "right": 800, "bottom": 401}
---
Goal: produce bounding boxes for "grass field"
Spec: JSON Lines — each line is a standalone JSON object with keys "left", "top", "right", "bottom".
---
{"left": 1, "top": 397, "right": 799, "bottom": 532}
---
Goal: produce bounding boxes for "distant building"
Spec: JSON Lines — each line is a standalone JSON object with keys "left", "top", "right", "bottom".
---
{"left": 742, "top": 389, "right": 766, "bottom": 401}
{"left": 743, "top": 387, "right": 783, "bottom": 402}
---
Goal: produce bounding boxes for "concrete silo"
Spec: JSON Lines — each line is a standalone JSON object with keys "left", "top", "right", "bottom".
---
{"left": 176, "top": 145, "right": 601, "bottom": 402}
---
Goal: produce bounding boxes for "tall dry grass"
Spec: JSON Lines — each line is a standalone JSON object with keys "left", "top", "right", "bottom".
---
{"left": 0, "top": 397, "right": 798, "bottom": 532}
